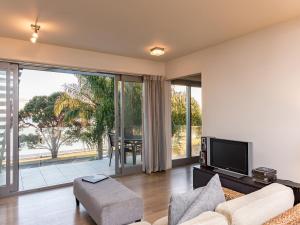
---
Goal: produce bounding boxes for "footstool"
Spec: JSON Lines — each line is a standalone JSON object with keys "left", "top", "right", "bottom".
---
{"left": 74, "top": 177, "right": 143, "bottom": 225}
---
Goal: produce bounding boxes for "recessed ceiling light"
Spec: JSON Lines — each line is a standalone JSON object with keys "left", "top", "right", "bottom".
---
{"left": 150, "top": 47, "right": 165, "bottom": 56}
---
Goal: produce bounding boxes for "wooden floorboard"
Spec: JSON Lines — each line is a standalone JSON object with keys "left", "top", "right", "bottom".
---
{"left": 0, "top": 165, "right": 194, "bottom": 225}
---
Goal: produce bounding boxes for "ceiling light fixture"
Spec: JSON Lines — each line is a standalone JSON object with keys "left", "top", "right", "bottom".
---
{"left": 150, "top": 47, "right": 165, "bottom": 56}
{"left": 30, "top": 23, "right": 40, "bottom": 44}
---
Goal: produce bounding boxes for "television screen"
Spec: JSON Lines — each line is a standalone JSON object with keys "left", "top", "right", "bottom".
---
{"left": 210, "top": 138, "right": 249, "bottom": 175}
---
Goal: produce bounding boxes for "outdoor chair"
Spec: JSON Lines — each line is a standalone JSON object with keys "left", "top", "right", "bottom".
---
{"left": 108, "top": 133, "right": 134, "bottom": 166}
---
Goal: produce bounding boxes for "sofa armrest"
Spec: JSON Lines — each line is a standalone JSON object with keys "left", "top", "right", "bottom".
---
{"left": 222, "top": 187, "right": 244, "bottom": 201}
{"left": 263, "top": 204, "right": 300, "bottom": 225}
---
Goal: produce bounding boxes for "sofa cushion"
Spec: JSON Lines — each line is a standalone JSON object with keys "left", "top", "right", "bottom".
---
{"left": 216, "top": 183, "right": 294, "bottom": 225}
{"left": 153, "top": 216, "right": 168, "bottom": 225}
{"left": 180, "top": 211, "right": 228, "bottom": 225}
{"left": 168, "top": 174, "right": 225, "bottom": 225}
{"left": 153, "top": 212, "right": 229, "bottom": 225}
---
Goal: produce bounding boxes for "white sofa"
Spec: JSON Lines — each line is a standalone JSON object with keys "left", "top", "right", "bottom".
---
{"left": 131, "top": 183, "right": 295, "bottom": 225}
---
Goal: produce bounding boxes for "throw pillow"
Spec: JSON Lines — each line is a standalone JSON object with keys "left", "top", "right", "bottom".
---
{"left": 168, "top": 174, "right": 225, "bottom": 225}
{"left": 178, "top": 174, "right": 225, "bottom": 224}
{"left": 168, "top": 186, "right": 204, "bottom": 225}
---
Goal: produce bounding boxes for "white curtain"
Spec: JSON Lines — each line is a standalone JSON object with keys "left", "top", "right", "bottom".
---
{"left": 142, "top": 75, "right": 172, "bottom": 173}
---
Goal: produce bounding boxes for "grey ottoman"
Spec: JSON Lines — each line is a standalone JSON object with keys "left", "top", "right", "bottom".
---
{"left": 73, "top": 177, "right": 143, "bottom": 225}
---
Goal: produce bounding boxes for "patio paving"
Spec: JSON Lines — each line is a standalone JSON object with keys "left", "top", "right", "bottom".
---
{"left": 19, "top": 158, "right": 113, "bottom": 190}
{"left": 19, "top": 156, "right": 141, "bottom": 191}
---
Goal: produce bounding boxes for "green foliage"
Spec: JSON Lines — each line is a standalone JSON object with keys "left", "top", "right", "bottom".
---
{"left": 86, "top": 75, "right": 115, "bottom": 144}
{"left": 191, "top": 97, "right": 202, "bottom": 125}
{"left": 20, "top": 93, "right": 62, "bottom": 128}
{"left": 124, "top": 82, "right": 142, "bottom": 138}
{"left": 19, "top": 92, "right": 81, "bottom": 158}
{"left": 171, "top": 87, "right": 202, "bottom": 136}
{"left": 19, "top": 134, "right": 41, "bottom": 149}
{"left": 55, "top": 75, "right": 115, "bottom": 158}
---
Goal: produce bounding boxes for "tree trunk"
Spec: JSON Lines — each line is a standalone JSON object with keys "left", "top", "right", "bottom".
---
{"left": 48, "top": 129, "right": 61, "bottom": 159}
{"left": 97, "top": 137, "right": 103, "bottom": 159}
{"left": 51, "top": 148, "right": 58, "bottom": 159}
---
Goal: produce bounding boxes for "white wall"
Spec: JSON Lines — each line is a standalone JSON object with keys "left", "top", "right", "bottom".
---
{"left": 166, "top": 18, "right": 300, "bottom": 182}
{"left": 0, "top": 37, "right": 165, "bottom": 76}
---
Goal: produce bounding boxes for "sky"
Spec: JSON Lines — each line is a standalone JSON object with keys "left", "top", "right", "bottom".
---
{"left": 173, "top": 85, "right": 202, "bottom": 107}
{"left": 19, "top": 69, "right": 78, "bottom": 109}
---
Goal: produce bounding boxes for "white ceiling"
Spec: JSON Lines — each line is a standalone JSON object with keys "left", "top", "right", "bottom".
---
{"left": 1, "top": 0, "right": 300, "bottom": 61}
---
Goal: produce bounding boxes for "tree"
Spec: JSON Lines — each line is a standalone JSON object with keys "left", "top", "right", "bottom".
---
{"left": 171, "top": 87, "right": 202, "bottom": 135}
{"left": 124, "top": 82, "right": 142, "bottom": 138}
{"left": 54, "top": 75, "right": 114, "bottom": 159}
{"left": 19, "top": 92, "right": 81, "bottom": 159}
{"left": 171, "top": 87, "right": 202, "bottom": 156}
{"left": 19, "top": 134, "right": 41, "bottom": 149}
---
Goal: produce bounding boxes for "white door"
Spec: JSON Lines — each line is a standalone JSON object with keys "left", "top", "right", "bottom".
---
{"left": 0, "top": 62, "right": 19, "bottom": 196}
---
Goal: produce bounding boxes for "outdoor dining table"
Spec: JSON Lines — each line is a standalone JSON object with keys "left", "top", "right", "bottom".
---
{"left": 123, "top": 138, "right": 142, "bottom": 165}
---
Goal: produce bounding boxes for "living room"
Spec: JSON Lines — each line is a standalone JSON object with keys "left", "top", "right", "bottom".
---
{"left": 1, "top": 1, "right": 300, "bottom": 225}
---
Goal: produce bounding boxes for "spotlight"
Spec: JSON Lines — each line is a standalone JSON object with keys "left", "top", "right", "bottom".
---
{"left": 30, "top": 23, "right": 40, "bottom": 43}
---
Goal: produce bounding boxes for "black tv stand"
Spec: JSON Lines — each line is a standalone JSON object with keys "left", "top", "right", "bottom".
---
{"left": 193, "top": 165, "right": 300, "bottom": 205}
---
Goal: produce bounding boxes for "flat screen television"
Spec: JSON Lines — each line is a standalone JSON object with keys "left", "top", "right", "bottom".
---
{"left": 207, "top": 138, "right": 252, "bottom": 176}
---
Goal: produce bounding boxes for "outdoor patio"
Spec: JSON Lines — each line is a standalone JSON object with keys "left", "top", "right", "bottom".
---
{"left": 19, "top": 158, "right": 115, "bottom": 191}
{"left": 17, "top": 156, "right": 141, "bottom": 191}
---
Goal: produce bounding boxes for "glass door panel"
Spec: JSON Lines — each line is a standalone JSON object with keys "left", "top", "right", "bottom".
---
{"left": 171, "top": 85, "right": 187, "bottom": 159}
{"left": 171, "top": 84, "right": 202, "bottom": 160}
{"left": 118, "top": 77, "right": 143, "bottom": 175}
{"left": 123, "top": 81, "right": 142, "bottom": 167}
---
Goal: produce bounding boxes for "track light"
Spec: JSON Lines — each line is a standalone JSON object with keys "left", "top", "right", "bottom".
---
{"left": 32, "top": 32, "right": 38, "bottom": 38}
{"left": 30, "top": 37, "right": 37, "bottom": 43}
{"left": 30, "top": 23, "right": 40, "bottom": 44}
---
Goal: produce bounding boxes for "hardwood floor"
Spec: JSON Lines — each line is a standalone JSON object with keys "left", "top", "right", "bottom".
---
{"left": 0, "top": 165, "right": 194, "bottom": 225}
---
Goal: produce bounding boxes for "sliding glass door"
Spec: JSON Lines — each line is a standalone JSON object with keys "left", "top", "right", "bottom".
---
{"left": 0, "top": 62, "right": 18, "bottom": 196}
{"left": 171, "top": 83, "right": 202, "bottom": 162}
{"left": 0, "top": 62, "right": 144, "bottom": 195}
